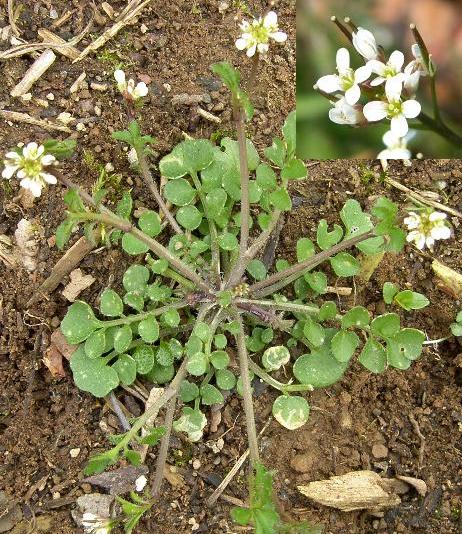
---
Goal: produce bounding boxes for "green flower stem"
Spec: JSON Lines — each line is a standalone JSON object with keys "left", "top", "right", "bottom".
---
{"left": 226, "top": 209, "right": 281, "bottom": 288}
{"left": 190, "top": 171, "right": 220, "bottom": 286}
{"left": 135, "top": 147, "right": 183, "bottom": 235}
{"left": 248, "top": 358, "right": 313, "bottom": 394}
{"left": 101, "top": 300, "right": 188, "bottom": 328}
{"left": 429, "top": 74, "right": 441, "bottom": 124}
{"left": 231, "top": 308, "right": 260, "bottom": 466}
{"left": 235, "top": 104, "right": 251, "bottom": 272}
{"left": 248, "top": 230, "right": 375, "bottom": 297}
{"left": 417, "top": 112, "right": 462, "bottom": 147}
{"left": 205, "top": 309, "right": 226, "bottom": 358}
{"left": 55, "top": 172, "right": 210, "bottom": 292}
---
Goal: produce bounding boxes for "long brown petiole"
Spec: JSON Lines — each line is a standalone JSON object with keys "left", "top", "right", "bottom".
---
{"left": 55, "top": 172, "right": 211, "bottom": 293}
{"left": 248, "top": 230, "right": 374, "bottom": 296}
{"left": 135, "top": 148, "right": 183, "bottom": 234}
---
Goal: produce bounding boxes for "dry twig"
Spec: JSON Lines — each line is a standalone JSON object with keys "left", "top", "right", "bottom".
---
{"left": 0, "top": 109, "right": 72, "bottom": 133}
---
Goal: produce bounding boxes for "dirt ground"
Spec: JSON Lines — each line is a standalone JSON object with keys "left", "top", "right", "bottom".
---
{"left": 1, "top": 1, "right": 461, "bottom": 534}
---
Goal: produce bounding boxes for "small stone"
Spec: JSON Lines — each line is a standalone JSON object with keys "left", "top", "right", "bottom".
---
{"left": 192, "top": 459, "right": 201, "bottom": 470}
{"left": 52, "top": 491, "right": 61, "bottom": 499}
{"left": 46, "top": 92, "right": 55, "bottom": 100}
{"left": 70, "top": 448, "right": 81, "bottom": 458}
{"left": 49, "top": 8, "right": 59, "bottom": 19}
{"left": 94, "top": 105, "right": 102, "bottom": 116}
{"left": 90, "top": 83, "right": 108, "bottom": 92}
{"left": 371, "top": 443, "right": 389, "bottom": 459}
{"left": 140, "top": 24, "right": 148, "bottom": 34}
{"left": 290, "top": 453, "right": 314, "bottom": 473}
{"left": 76, "top": 122, "right": 87, "bottom": 132}
{"left": 81, "top": 483, "right": 92, "bottom": 494}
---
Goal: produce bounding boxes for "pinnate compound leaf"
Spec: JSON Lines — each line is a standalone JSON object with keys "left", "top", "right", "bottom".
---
{"left": 272, "top": 395, "right": 310, "bottom": 430}
{"left": 61, "top": 301, "right": 101, "bottom": 344}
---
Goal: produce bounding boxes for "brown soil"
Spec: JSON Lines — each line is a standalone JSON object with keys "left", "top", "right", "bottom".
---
{"left": 1, "top": 2, "right": 462, "bottom": 534}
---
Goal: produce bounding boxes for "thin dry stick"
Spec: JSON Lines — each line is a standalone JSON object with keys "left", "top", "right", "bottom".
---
{"left": 0, "top": 110, "right": 72, "bottom": 133}
{"left": 409, "top": 413, "right": 426, "bottom": 469}
{"left": 386, "top": 176, "right": 462, "bottom": 219}
{"left": 27, "top": 234, "right": 98, "bottom": 307}
{"left": 206, "top": 418, "right": 271, "bottom": 507}
{"left": 8, "top": 0, "right": 21, "bottom": 37}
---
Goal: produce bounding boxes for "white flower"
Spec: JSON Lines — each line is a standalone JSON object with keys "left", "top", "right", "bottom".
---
{"left": 404, "top": 210, "right": 451, "bottom": 250}
{"left": 404, "top": 44, "right": 428, "bottom": 96}
{"left": 378, "top": 130, "right": 412, "bottom": 168}
{"left": 2, "top": 142, "right": 57, "bottom": 197}
{"left": 316, "top": 48, "right": 371, "bottom": 105}
{"left": 352, "top": 27, "right": 379, "bottom": 60}
{"left": 328, "top": 97, "right": 362, "bottom": 125}
{"left": 135, "top": 474, "right": 147, "bottom": 492}
{"left": 81, "top": 513, "right": 113, "bottom": 534}
{"left": 363, "top": 78, "right": 421, "bottom": 137}
{"left": 367, "top": 50, "right": 406, "bottom": 92}
{"left": 114, "top": 70, "right": 149, "bottom": 100}
{"left": 235, "top": 11, "right": 287, "bottom": 57}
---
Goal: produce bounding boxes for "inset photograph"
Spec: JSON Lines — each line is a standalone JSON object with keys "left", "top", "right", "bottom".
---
{"left": 297, "top": 0, "right": 462, "bottom": 159}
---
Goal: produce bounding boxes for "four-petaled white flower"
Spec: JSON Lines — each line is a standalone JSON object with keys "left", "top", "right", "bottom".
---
{"left": 377, "top": 130, "right": 412, "bottom": 168}
{"left": 404, "top": 210, "right": 451, "bottom": 250}
{"left": 363, "top": 78, "right": 421, "bottom": 137}
{"left": 114, "top": 70, "right": 148, "bottom": 100}
{"left": 316, "top": 48, "right": 371, "bottom": 105}
{"left": 328, "top": 97, "right": 363, "bottom": 125}
{"left": 352, "top": 27, "right": 379, "bottom": 60}
{"left": 135, "top": 475, "right": 147, "bottom": 492}
{"left": 235, "top": 11, "right": 287, "bottom": 57}
{"left": 2, "top": 142, "right": 57, "bottom": 197}
{"left": 368, "top": 50, "right": 406, "bottom": 92}
{"left": 81, "top": 513, "right": 113, "bottom": 534}
{"left": 404, "top": 44, "right": 428, "bottom": 96}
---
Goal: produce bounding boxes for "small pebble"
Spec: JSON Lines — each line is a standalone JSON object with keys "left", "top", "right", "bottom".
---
{"left": 70, "top": 448, "right": 81, "bottom": 458}
{"left": 76, "top": 122, "right": 86, "bottom": 132}
{"left": 46, "top": 92, "right": 55, "bottom": 100}
{"left": 192, "top": 459, "right": 201, "bottom": 470}
{"left": 371, "top": 443, "right": 389, "bottom": 459}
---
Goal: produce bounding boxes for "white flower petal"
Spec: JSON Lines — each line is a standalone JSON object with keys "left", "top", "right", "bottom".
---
{"left": 370, "top": 76, "right": 385, "bottom": 86}
{"left": 354, "top": 64, "right": 372, "bottom": 84}
{"left": 270, "top": 31, "right": 287, "bottom": 43}
{"left": 134, "top": 82, "right": 148, "bottom": 98}
{"left": 336, "top": 48, "right": 350, "bottom": 73}
{"left": 431, "top": 225, "right": 451, "bottom": 240}
{"left": 316, "top": 74, "right": 341, "bottom": 94}
{"left": 363, "top": 101, "right": 388, "bottom": 122}
{"left": 40, "top": 172, "right": 57, "bottom": 184}
{"left": 385, "top": 77, "right": 403, "bottom": 101}
{"left": 390, "top": 114, "right": 409, "bottom": 137}
{"left": 368, "top": 59, "right": 386, "bottom": 75}
{"left": 17, "top": 169, "right": 26, "bottom": 179}
{"left": 263, "top": 11, "right": 278, "bottom": 27}
{"left": 246, "top": 44, "right": 257, "bottom": 57}
{"left": 429, "top": 211, "right": 447, "bottom": 222}
{"left": 2, "top": 164, "right": 19, "bottom": 179}
{"left": 402, "top": 99, "right": 421, "bottom": 119}
{"left": 353, "top": 28, "right": 378, "bottom": 60}
{"left": 257, "top": 42, "right": 269, "bottom": 54}
{"left": 36, "top": 145, "right": 45, "bottom": 157}
{"left": 345, "top": 84, "right": 361, "bottom": 105}
{"left": 425, "top": 236, "right": 435, "bottom": 249}
{"left": 389, "top": 50, "right": 405, "bottom": 71}
{"left": 5, "top": 151, "right": 21, "bottom": 161}
{"left": 404, "top": 70, "right": 420, "bottom": 95}
{"left": 235, "top": 38, "right": 247, "bottom": 50}
{"left": 114, "top": 69, "right": 126, "bottom": 84}
{"left": 23, "top": 142, "right": 38, "bottom": 159}
{"left": 41, "top": 154, "right": 56, "bottom": 166}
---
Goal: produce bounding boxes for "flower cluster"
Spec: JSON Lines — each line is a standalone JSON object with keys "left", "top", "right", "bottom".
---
{"left": 235, "top": 11, "right": 287, "bottom": 57}
{"left": 2, "top": 142, "right": 57, "bottom": 197}
{"left": 404, "top": 209, "right": 451, "bottom": 250}
{"left": 114, "top": 70, "right": 149, "bottom": 101}
{"left": 316, "top": 24, "right": 429, "bottom": 164}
